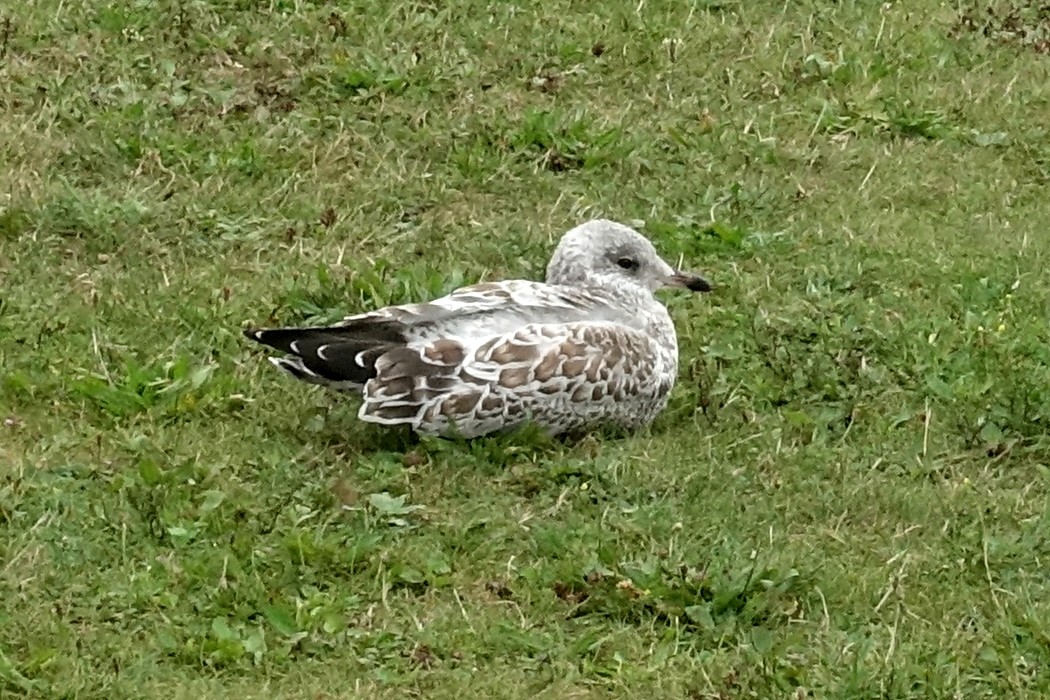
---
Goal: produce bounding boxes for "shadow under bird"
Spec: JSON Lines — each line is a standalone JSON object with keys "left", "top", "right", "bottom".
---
{"left": 243, "top": 219, "right": 711, "bottom": 438}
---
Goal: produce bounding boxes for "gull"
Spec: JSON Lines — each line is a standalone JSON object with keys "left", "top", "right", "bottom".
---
{"left": 243, "top": 219, "right": 711, "bottom": 438}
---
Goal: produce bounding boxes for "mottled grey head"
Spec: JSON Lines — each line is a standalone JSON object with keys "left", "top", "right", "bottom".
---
{"left": 545, "top": 219, "right": 711, "bottom": 295}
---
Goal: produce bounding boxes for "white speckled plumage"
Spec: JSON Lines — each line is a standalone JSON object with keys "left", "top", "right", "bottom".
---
{"left": 244, "top": 219, "right": 711, "bottom": 438}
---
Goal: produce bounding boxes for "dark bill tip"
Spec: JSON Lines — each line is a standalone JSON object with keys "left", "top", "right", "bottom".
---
{"left": 667, "top": 272, "right": 712, "bottom": 293}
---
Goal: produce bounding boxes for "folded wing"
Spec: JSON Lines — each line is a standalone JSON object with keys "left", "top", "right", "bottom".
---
{"left": 243, "top": 280, "right": 626, "bottom": 395}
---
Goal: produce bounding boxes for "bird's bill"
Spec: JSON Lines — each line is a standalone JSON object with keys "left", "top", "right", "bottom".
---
{"left": 663, "top": 271, "right": 712, "bottom": 293}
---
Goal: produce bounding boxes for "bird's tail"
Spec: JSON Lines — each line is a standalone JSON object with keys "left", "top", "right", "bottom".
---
{"left": 243, "top": 325, "right": 404, "bottom": 392}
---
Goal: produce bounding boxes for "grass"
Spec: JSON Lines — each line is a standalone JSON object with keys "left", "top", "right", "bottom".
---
{"left": 2, "top": 0, "right": 1050, "bottom": 697}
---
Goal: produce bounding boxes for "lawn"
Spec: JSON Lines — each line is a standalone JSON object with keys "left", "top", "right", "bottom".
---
{"left": 2, "top": 0, "right": 1050, "bottom": 697}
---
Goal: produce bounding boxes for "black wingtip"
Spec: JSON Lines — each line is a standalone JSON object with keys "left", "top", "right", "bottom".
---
{"left": 243, "top": 326, "right": 316, "bottom": 355}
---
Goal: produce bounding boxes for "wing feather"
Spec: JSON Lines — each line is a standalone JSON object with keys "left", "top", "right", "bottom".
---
{"left": 357, "top": 320, "right": 657, "bottom": 437}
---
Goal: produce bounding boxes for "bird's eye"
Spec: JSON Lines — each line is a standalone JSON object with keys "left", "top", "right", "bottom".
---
{"left": 616, "top": 257, "right": 638, "bottom": 271}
